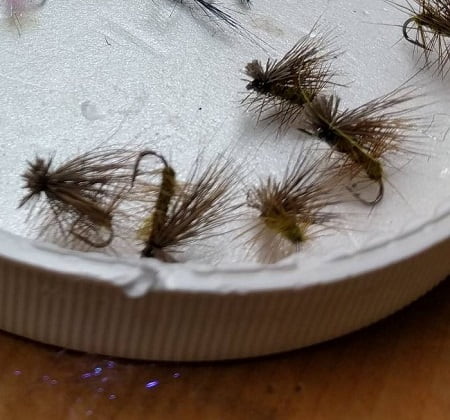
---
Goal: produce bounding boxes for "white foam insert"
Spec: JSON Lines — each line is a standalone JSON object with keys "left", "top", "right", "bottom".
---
{"left": 0, "top": 0, "right": 448, "bottom": 276}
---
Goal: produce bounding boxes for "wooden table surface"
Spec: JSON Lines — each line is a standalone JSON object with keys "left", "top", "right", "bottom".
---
{"left": 0, "top": 277, "right": 449, "bottom": 420}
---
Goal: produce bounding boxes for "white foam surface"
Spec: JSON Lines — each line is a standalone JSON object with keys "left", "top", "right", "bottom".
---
{"left": 0, "top": 0, "right": 449, "bottom": 268}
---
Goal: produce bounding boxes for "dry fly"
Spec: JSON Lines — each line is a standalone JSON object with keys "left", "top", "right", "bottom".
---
{"left": 134, "top": 151, "right": 240, "bottom": 262}
{"left": 19, "top": 148, "right": 148, "bottom": 249}
{"left": 387, "top": 0, "right": 450, "bottom": 76}
{"left": 243, "top": 31, "right": 337, "bottom": 130}
{"left": 302, "top": 87, "right": 421, "bottom": 205}
{"left": 246, "top": 153, "right": 343, "bottom": 263}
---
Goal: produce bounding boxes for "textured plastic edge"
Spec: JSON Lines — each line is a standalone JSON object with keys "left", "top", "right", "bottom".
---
{"left": 0, "top": 233, "right": 448, "bottom": 361}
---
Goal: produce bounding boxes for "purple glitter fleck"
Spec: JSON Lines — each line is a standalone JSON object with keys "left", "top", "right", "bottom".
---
{"left": 93, "top": 367, "right": 103, "bottom": 376}
{"left": 13, "top": 370, "right": 22, "bottom": 376}
{"left": 172, "top": 373, "right": 181, "bottom": 379}
{"left": 108, "top": 394, "right": 117, "bottom": 400}
{"left": 145, "top": 380, "right": 160, "bottom": 389}
{"left": 81, "top": 372, "right": 92, "bottom": 380}
{"left": 105, "top": 361, "right": 116, "bottom": 369}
